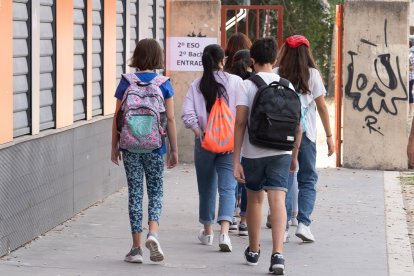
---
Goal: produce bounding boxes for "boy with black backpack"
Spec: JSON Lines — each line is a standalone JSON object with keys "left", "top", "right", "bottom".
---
{"left": 233, "top": 37, "right": 302, "bottom": 275}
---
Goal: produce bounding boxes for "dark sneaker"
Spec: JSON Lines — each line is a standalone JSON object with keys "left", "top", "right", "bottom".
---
{"left": 229, "top": 218, "right": 238, "bottom": 231}
{"left": 124, "top": 247, "right": 143, "bottom": 263}
{"left": 244, "top": 246, "right": 260, "bottom": 266}
{"left": 266, "top": 213, "right": 272, "bottom": 228}
{"left": 238, "top": 222, "right": 248, "bottom": 236}
{"left": 269, "top": 253, "right": 285, "bottom": 275}
{"left": 145, "top": 233, "right": 164, "bottom": 262}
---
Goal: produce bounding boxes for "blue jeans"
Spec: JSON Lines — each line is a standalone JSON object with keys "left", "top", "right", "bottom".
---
{"left": 296, "top": 134, "right": 318, "bottom": 226}
{"left": 194, "top": 139, "right": 237, "bottom": 225}
{"left": 285, "top": 171, "right": 298, "bottom": 223}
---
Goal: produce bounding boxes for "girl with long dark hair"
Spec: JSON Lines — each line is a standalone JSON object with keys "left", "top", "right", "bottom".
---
{"left": 181, "top": 44, "right": 243, "bottom": 252}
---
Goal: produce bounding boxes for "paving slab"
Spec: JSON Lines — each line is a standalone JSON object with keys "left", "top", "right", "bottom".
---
{"left": 2, "top": 164, "right": 412, "bottom": 275}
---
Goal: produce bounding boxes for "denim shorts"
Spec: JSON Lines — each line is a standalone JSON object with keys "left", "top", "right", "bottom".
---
{"left": 241, "top": 154, "right": 291, "bottom": 192}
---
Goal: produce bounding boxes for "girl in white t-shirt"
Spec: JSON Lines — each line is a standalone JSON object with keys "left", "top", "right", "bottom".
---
{"left": 275, "top": 35, "right": 334, "bottom": 242}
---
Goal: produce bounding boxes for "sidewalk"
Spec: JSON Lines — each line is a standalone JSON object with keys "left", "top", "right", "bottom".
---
{"left": 1, "top": 163, "right": 413, "bottom": 275}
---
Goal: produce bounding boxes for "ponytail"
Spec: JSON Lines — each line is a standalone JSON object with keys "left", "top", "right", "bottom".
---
{"left": 199, "top": 44, "right": 228, "bottom": 112}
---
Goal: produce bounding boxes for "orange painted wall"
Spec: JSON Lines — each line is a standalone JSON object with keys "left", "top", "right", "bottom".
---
{"left": 86, "top": 0, "right": 93, "bottom": 120}
{"left": 0, "top": 0, "right": 13, "bottom": 144}
{"left": 56, "top": 0, "right": 74, "bottom": 128}
{"left": 103, "top": 0, "right": 117, "bottom": 115}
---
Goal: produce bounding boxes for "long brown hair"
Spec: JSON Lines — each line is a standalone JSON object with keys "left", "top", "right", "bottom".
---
{"left": 276, "top": 43, "right": 318, "bottom": 94}
{"left": 129, "top": 39, "right": 164, "bottom": 70}
{"left": 224, "top": 33, "right": 252, "bottom": 72}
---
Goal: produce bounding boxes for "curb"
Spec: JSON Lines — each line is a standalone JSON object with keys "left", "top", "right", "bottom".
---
{"left": 384, "top": 171, "right": 414, "bottom": 275}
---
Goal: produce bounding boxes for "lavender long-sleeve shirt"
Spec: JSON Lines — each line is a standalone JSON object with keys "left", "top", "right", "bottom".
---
{"left": 181, "top": 71, "right": 243, "bottom": 132}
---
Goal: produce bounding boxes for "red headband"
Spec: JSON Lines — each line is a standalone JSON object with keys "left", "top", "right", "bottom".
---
{"left": 285, "top": 35, "right": 309, "bottom": 48}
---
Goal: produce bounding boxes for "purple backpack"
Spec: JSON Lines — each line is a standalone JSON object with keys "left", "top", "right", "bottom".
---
{"left": 117, "top": 74, "right": 168, "bottom": 153}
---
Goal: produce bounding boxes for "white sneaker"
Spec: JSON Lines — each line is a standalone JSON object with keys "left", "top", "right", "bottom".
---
{"left": 295, "top": 222, "right": 315, "bottom": 242}
{"left": 218, "top": 233, "right": 232, "bottom": 252}
{"left": 291, "top": 217, "right": 299, "bottom": 227}
{"left": 198, "top": 229, "right": 213, "bottom": 245}
{"left": 283, "top": 230, "right": 290, "bottom": 243}
{"left": 124, "top": 247, "right": 143, "bottom": 263}
{"left": 145, "top": 234, "right": 164, "bottom": 262}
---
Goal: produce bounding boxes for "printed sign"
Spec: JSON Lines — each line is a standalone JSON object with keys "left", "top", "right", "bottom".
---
{"left": 169, "top": 37, "right": 218, "bottom": 72}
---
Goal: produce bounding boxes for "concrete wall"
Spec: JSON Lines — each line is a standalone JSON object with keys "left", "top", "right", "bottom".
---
{"left": 342, "top": 0, "right": 409, "bottom": 170}
{"left": 169, "top": 0, "right": 221, "bottom": 163}
{"left": 0, "top": 118, "right": 126, "bottom": 257}
{"left": 410, "top": 1, "right": 414, "bottom": 33}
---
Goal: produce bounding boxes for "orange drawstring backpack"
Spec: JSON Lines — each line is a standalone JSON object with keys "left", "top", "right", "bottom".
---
{"left": 201, "top": 97, "right": 234, "bottom": 153}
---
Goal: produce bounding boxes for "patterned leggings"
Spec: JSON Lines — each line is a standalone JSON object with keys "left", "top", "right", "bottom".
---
{"left": 123, "top": 151, "right": 164, "bottom": 233}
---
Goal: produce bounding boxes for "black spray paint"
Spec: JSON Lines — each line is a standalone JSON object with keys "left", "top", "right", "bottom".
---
{"left": 344, "top": 19, "right": 407, "bottom": 135}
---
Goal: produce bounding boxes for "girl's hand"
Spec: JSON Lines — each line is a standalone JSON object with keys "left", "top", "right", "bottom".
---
{"left": 193, "top": 128, "right": 202, "bottom": 139}
{"left": 327, "top": 136, "right": 334, "bottom": 156}
{"left": 111, "top": 147, "right": 122, "bottom": 165}
{"left": 167, "top": 150, "right": 178, "bottom": 169}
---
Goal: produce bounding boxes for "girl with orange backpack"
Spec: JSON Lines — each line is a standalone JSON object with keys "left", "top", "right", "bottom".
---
{"left": 181, "top": 44, "right": 243, "bottom": 252}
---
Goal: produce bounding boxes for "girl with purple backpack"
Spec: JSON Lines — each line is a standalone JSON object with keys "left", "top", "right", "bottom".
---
{"left": 111, "top": 38, "right": 178, "bottom": 263}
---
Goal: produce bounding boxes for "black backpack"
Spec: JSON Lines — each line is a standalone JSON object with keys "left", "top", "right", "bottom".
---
{"left": 248, "top": 74, "right": 301, "bottom": 151}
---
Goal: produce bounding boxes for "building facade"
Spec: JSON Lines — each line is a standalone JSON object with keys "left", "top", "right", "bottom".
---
{"left": 0, "top": 0, "right": 167, "bottom": 257}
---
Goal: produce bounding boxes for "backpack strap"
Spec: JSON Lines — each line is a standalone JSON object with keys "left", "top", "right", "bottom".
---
{"left": 122, "top": 73, "right": 169, "bottom": 87}
{"left": 278, "top": 77, "right": 291, "bottom": 89}
{"left": 248, "top": 74, "right": 267, "bottom": 88}
{"left": 122, "top": 73, "right": 140, "bottom": 84}
{"left": 150, "top": 75, "right": 169, "bottom": 87}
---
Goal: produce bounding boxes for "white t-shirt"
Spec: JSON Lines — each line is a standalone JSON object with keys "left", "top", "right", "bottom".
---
{"left": 273, "top": 67, "right": 326, "bottom": 143}
{"left": 236, "top": 72, "right": 295, "bottom": 159}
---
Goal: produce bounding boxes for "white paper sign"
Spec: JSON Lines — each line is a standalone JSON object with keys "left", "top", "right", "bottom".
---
{"left": 169, "top": 37, "right": 218, "bottom": 72}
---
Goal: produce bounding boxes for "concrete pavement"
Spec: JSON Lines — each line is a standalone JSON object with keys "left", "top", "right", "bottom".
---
{"left": 1, "top": 163, "right": 413, "bottom": 275}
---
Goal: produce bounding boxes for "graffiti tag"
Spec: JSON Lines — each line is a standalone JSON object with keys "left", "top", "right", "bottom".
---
{"left": 344, "top": 19, "right": 407, "bottom": 135}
